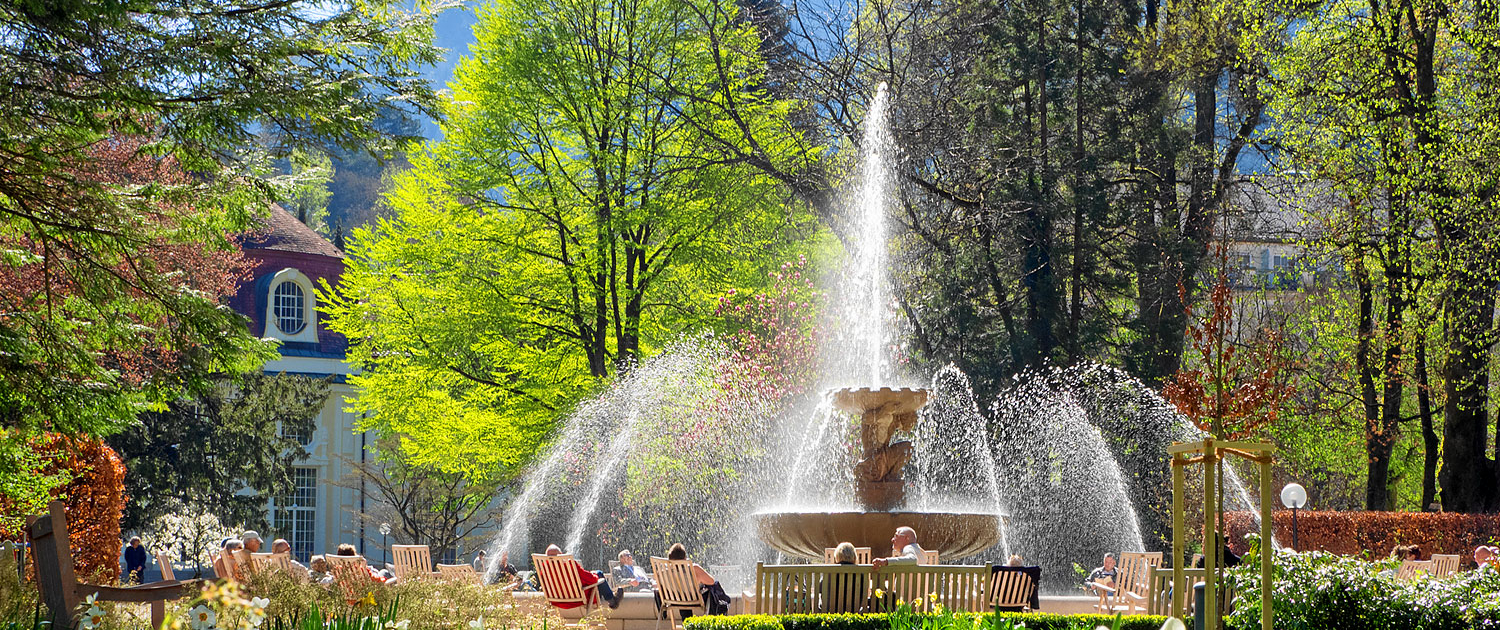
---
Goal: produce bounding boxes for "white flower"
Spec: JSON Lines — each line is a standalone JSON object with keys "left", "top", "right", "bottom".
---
{"left": 79, "top": 604, "right": 106, "bottom": 630}
{"left": 384, "top": 621, "right": 410, "bottom": 630}
{"left": 246, "top": 596, "right": 270, "bottom": 627}
{"left": 469, "top": 617, "right": 485, "bottom": 630}
{"left": 189, "top": 604, "right": 218, "bottom": 630}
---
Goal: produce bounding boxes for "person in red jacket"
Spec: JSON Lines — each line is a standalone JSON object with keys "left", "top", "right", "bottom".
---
{"left": 544, "top": 545, "right": 623, "bottom": 609}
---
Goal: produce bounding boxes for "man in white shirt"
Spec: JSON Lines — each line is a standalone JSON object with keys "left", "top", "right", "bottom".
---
{"left": 871, "top": 526, "right": 925, "bottom": 570}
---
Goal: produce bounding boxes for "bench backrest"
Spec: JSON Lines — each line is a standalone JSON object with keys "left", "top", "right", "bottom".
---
{"left": 755, "top": 563, "right": 990, "bottom": 614}
{"left": 1117, "top": 552, "right": 1162, "bottom": 599}
{"left": 822, "top": 548, "right": 873, "bottom": 564}
{"left": 324, "top": 554, "right": 372, "bottom": 603}
{"left": 921, "top": 550, "right": 941, "bottom": 565}
{"left": 1396, "top": 559, "right": 1432, "bottom": 580}
{"left": 25, "top": 502, "right": 80, "bottom": 627}
{"left": 391, "top": 545, "right": 432, "bottom": 580}
{"left": 1431, "top": 554, "right": 1460, "bottom": 577}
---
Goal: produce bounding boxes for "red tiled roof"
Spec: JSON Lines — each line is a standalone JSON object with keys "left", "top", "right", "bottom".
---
{"left": 242, "top": 205, "right": 344, "bottom": 259}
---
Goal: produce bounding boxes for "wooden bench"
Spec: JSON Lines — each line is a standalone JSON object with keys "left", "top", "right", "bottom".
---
{"left": 754, "top": 563, "right": 990, "bottom": 614}
{"left": 26, "top": 501, "right": 200, "bottom": 629}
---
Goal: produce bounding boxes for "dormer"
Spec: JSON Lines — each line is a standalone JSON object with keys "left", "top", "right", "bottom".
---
{"left": 260, "top": 267, "right": 320, "bottom": 344}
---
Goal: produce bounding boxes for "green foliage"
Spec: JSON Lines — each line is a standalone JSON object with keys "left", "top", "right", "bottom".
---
{"left": 106, "top": 373, "right": 330, "bottom": 531}
{"left": 684, "top": 612, "right": 1166, "bottom": 630}
{"left": 0, "top": 0, "right": 444, "bottom": 446}
{"left": 325, "top": 0, "right": 823, "bottom": 480}
{"left": 1226, "top": 551, "right": 1500, "bottom": 630}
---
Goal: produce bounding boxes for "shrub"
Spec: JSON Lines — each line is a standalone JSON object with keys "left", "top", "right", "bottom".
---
{"left": 684, "top": 612, "right": 1169, "bottom": 630}
{"left": 34, "top": 435, "right": 127, "bottom": 583}
{"left": 1224, "top": 548, "right": 1500, "bottom": 630}
{"left": 1223, "top": 510, "right": 1500, "bottom": 565}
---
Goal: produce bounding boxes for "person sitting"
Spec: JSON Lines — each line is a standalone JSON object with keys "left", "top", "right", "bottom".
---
{"left": 834, "top": 542, "right": 859, "bottom": 565}
{"left": 1085, "top": 553, "right": 1119, "bottom": 597}
{"left": 870, "top": 526, "right": 925, "bottom": 571}
{"left": 270, "top": 538, "right": 309, "bottom": 573}
{"left": 612, "top": 549, "right": 652, "bottom": 592}
{"left": 240, "top": 531, "right": 264, "bottom": 553}
{"left": 309, "top": 555, "right": 333, "bottom": 584}
{"left": 213, "top": 538, "right": 244, "bottom": 580}
{"left": 544, "top": 544, "right": 622, "bottom": 609}
{"left": 1391, "top": 544, "right": 1422, "bottom": 561}
{"left": 1475, "top": 545, "right": 1497, "bottom": 569}
{"left": 334, "top": 543, "right": 389, "bottom": 584}
{"left": 666, "top": 543, "right": 729, "bottom": 616}
{"left": 491, "top": 551, "right": 522, "bottom": 589}
{"left": 1006, "top": 554, "right": 1024, "bottom": 567}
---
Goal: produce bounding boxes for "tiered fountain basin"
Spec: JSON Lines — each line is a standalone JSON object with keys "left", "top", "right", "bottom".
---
{"left": 753, "top": 510, "right": 1002, "bottom": 560}
{"left": 754, "top": 386, "right": 1004, "bottom": 561}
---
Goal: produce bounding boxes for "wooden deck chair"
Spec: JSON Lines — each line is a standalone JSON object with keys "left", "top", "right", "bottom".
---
{"left": 26, "top": 501, "right": 200, "bottom": 629}
{"left": 1431, "top": 554, "right": 1460, "bottom": 577}
{"left": 437, "top": 563, "right": 484, "bottom": 585}
{"left": 987, "top": 566, "right": 1038, "bottom": 612}
{"left": 920, "top": 550, "right": 940, "bottom": 565}
{"left": 251, "top": 552, "right": 299, "bottom": 578}
{"left": 822, "top": 548, "right": 873, "bottom": 564}
{"left": 219, "top": 548, "right": 246, "bottom": 581}
{"left": 325, "top": 554, "right": 377, "bottom": 605}
{"left": 1096, "top": 552, "right": 1160, "bottom": 614}
{"left": 1395, "top": 559, "right": 1433, "bottom": 580}
{"left": 156, "top": 552, "right": 175, "bottom": 582}
{"left": 650, "top": 556, "right": 705, "bottom": 630}
{"left": 532, "top": 553, "right": 600, "bottom": 620}
{"left": 391, "top": 545, "right": 433, "bottom": 581}
{"left": 248, "top": 552, "right": 276, "bottom": 573}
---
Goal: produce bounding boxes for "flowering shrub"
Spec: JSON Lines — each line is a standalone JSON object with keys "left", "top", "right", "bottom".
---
{"left": 714, "top": 256, "right": 823, "bottom": 403}
{"left": 146, "top": 506, "right": 241, "bottom": 578}
{"left": 1223, "top": 510, "right": 1500, "bottom": 564}
{"left": 1225, "top": 547, "right": 1500, "bottom": 630}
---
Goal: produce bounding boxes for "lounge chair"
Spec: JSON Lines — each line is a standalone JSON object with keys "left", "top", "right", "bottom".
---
{"left": 1395, "top": 559, "right": 1433, "bottom": 580}
{"left": 325, "top": 554, "right": 379, "bottom": 605}
{"left": 987, "top": 566, "right": 1039, "bottom": 612}
{"left": 26, "top": 501, "right": 200, "bottom": 629}
{"left": 532, "top": 553, "right": 602, "bottom": 621}
{"left": 1431, "top": 554, "right": 1460, "bottom": 577}
{"left": 437, "top": 563, "right": 484, "bottom": 585}
{"left": 920, "top": 550, "right": 940, "bottom": 565}
{"left": 1095, "top": 552, "right": 1161, "bottom": 614}
{"left": 650, "top": 556, "right": 705, "bottom": 630}
{"left": 392, "top": 545, "right": 434, "bottom": 581}
{"left": 156, "top": 552, "right": 175, "bottom": 581}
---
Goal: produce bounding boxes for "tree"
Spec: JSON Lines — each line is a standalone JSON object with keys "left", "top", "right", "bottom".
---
{"left": 107, "top": 373, "right": 329, "bottom": 532}
{"left": 0, "top": 0, "right": 444, "bottom": 446}
{"left": 339, "top": 443, "right": 505, "bottom": 565}
{"left": 324, "top": 0, "right": 823, "bottom": 478}
{"left": 1248, "top": 0, "right": 1500, "bottom": 510}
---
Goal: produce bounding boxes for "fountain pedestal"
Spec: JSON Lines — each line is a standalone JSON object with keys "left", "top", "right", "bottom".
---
{"left": 755, "top": 387, "right": 1002, "bottom": 560}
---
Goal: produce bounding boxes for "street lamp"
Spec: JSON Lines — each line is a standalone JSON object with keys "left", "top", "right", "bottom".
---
{"left": 379, "top": 522, "right": 392, "bottom": 566}
{"left": 1280, "top": 483, "right": 1307, "bottom": 550}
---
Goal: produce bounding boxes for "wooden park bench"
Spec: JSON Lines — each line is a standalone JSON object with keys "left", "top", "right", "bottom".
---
{"left": 26, "top": 501, "right": 200, "bottom": 629}
{"left": 754, "top": 562, "right": 989, "bottom": 614}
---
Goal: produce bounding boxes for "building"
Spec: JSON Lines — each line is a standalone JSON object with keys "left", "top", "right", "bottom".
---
{"left": 228, "top": 206, "right": 383, "bottom": 562}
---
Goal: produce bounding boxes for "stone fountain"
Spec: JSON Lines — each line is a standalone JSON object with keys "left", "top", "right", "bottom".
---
{"left": 753, "top": 386, "right": 1002, "bottom": 560}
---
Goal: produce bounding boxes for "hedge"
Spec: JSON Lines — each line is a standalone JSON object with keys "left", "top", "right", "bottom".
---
{"left": 683, "top": 612, "right": 1169, "bottom": 630}
{"left": 1223, "top": 510, "right": 1500, "bottom": 566}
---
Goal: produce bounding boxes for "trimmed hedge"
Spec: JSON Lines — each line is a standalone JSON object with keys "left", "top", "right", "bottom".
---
{"left": 1223, "top": 510, "right": 1500, "bottom": 565}
{"left": 683, "top": 612, "right": 1169, "bottom": 630}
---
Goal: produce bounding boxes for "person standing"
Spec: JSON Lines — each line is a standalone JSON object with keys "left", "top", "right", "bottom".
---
{"left": 472, "top": 550, "right": 487, "bottom": 572}
{"left": 123, "top": 537, "right": 148, "bottom": 584}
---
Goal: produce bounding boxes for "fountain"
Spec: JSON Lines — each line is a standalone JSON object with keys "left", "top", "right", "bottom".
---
{"left": 753, "top": 385, "right": 1002, "bottom": 559}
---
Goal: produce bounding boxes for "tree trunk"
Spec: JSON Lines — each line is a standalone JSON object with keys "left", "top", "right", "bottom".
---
{"left": 1416, "top": 332, "right": 1439, "bottom": 510}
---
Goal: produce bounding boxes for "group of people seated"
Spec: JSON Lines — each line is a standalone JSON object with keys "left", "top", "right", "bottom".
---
{"left": 210, "top": 530, "right": 397, "bottom": 586}
{"left": 539, "top": 542, "right": 730, "bottom": 614}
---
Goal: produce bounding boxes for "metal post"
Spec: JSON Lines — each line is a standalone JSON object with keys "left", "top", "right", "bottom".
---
{"left": 1292, "top": 506, "right": 1298, "bottom": 550}
{"left": 1259, "top": 457, "right": 1273, "bottom": 630}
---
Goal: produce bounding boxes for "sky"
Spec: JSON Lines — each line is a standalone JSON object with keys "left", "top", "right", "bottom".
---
{"left": 419, "top": 2, "right": 482, "bottom": 138}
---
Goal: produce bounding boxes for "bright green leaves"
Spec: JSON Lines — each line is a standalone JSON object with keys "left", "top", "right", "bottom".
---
{"left": 325, "top": 0, "right": 822, "bottom": 482}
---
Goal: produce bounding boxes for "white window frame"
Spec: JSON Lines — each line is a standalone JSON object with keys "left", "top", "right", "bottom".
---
{"left": 262, "top": 268, "right": 319, "bottom": 343}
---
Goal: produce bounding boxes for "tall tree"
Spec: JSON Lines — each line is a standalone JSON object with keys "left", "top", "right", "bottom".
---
{"left": 107, "top": 373, "right": 329, "bottom": 532}
{"left": 0, "top": 0, "right": 444, "bottom": 443}
{"left": 324, "top": 0, "right": 823, "bottom": 478}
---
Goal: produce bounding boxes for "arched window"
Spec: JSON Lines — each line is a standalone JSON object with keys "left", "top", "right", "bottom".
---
{"left": 273, "top": 281, "right": 307, "bottom": 335}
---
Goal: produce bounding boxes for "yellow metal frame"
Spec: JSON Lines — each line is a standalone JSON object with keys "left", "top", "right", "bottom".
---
{"left": 1169, "top": 438, "right": 1273, "bottom": 630}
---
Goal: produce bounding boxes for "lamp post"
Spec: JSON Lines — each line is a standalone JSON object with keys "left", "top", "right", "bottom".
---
{"left": 379, "top": 522, "right": 391, "bottom": 566}
{"left": 1280, "top": 483, "right": 1307, "bottom": 550}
